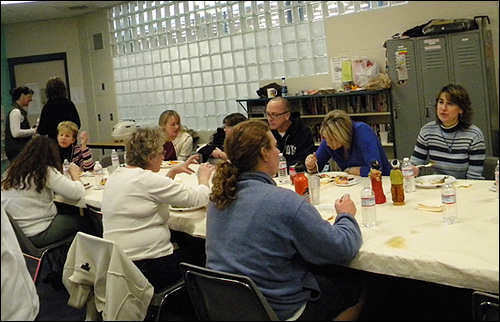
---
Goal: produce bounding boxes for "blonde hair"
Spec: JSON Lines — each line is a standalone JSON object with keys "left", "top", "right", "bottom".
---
{"left": 125, "top": 127, "right": 166, "bottom": 169}
{"left": 210, "top": 120, "right": 272, "bottom": 209}
{"left": 320, "top": 110, "right": 353, "bottom": 158}
{"left": 158, "top": 110, "right": 186, "bottom": 133}
{"left": 57, "top": 120, "right": 79, "bottom": 139}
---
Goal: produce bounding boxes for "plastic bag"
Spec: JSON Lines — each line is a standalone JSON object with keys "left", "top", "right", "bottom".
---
{"left": 351, "top": 56, "right": 380, "bottom": 87}
{"left": 364, "top": 73, "right": 392, "bottom": 91}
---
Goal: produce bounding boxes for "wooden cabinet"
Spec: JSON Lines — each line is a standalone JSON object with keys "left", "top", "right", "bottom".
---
{"left": 237, "top": 89, "right": 395, "bottom": 159}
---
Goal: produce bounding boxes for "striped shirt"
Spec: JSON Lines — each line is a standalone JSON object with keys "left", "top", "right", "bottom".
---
{"left": 410, "top": 121, "right": 485, "bottom": 179}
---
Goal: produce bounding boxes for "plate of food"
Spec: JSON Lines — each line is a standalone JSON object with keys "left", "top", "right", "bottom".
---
{"left": 169, "top": 204, "right": 207, "bottom": 212}
{"left": 415, "top": 175, "right": 456, "bottom": 188}
{"left": 161, "top": 160, "right": 180, "bottom": 168}
{"left": 318, "top": 172, "right": 348, "bottom": 185}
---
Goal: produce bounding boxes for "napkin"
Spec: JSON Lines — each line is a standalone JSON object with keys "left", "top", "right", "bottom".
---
{"left": 417, "top": 202, "right": 442, "bottom": 212}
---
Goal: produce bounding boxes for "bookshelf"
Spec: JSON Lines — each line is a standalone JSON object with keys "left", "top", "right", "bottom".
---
{"left": 237, "top": 89, "right": 395, "bottom": 159}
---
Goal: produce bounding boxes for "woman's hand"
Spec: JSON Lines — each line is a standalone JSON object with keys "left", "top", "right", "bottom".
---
{"left": 334, "top": 194, "right": 356, "bottom": 217}
{"left": 68, "top": 163, "right": 81, "bottom": 181}
{"left": 305, "top": 152, "right": 318, "bottom": 173}
{"left": 197, "top": 163, "right": 215, "bottom": 186}
{"left": 79, "top": 131, "right": 89, "bottom": 148}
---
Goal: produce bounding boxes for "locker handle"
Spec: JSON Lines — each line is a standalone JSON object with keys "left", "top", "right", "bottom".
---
{"left": 425, "top": 107, "right": 429, "bottom": 118}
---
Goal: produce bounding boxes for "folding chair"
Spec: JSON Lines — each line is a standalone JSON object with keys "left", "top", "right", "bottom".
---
{"left": 472, "top": 291, "right": 499, "bottom": 321}
{"left": 85, "top": 204, "right": 103, "bottom": 238}
{"left": 179, "top": 262, "right": 279, "bottom": 321}
{"left": 5, "top": 211, "right": 75, "bottom": 286}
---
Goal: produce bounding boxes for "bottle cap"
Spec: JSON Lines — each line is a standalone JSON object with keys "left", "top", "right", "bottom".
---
{"left": 295, "top": 161, "right": 305, "bottom": 173}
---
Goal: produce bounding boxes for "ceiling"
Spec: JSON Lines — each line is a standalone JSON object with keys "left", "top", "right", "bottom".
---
{"left": 1, "top": 1, "right": 125, "bottom": 25}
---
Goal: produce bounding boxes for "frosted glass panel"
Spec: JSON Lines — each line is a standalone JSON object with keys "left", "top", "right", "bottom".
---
{"left": 272, "top": 61, "right": 285, "bottom": 78}
{"left": 221, "top": 53, "right": 233, "bottom": 68}
{"left": 153, "top": 63, "right": 162, "bottom": 77}
{"left": 299, "top": 59, "right": 314, "bottom": 75}
{"left": 195, "top": 102, "right": 207, "bottom": 115}
{"left": 285, "top": 60, "right": 299, "bottom": 78}
{"left": 202, "top": 71, "right": 213, "bottom": 85}
{"left": 212, "top": 70, "right": 223, "bottom": 85}
{"left": 191, "top": 72, "right": 202, "bottom": 87}
{"left": 203, "top": 88, "right": 215, "bottom": 100}
{"left": 171, "top": 61, "right": 180, "bottom": 74}
{"left": 198, "top": 40, "right": 209, "bottom": 55}
{"left": 211, "top": 55, "right": 222, "bottom": 69}
{"left": 223, "top": 69, "right": 235, "bottom": 83}
{"left": 214, "top": 85, "right": 225, "bottom": 100}
{"left": 144, "top": 64, "right": 154, "bottom": 78}
{"left": 172, "top": 75, "right": 182, "bottom": 88}
{"left": 244, "top": 49, "right": 256, "bottom": 65}
{"left": 246, "top": 66, "right": 258, "bottom": 81}
{"left": 297, "top": 42, "right": 312, "bottom": 58}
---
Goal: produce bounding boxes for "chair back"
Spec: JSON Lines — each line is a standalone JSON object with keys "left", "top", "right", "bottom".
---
{"left": 85, "top": 204, "right": 103, "bottom": 238}
{"left": 179, "top": 262, "right": 279, "bottom": 321}
{"left": 5, "top": 211, "right": 74, "bottom": 284}
{"left": 472, "top": 291, "right": 499, "bottom": 321}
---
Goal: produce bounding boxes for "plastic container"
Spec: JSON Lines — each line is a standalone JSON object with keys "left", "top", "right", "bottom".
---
{"left": 289, "top": 164, "right": 296, "bottom": 185}
{"left": 281, "top": 77, "right": 288, "bottom": 97}
{"left": 402, "top": 157, "right": 416, "bottom": 193}
{"left": 94, "top": 161, "right": 104, "bottom": 189}
{"left": 360, "top": 183, "right": 377, "bottom": 227}
{"left": 441, "top": 182, "right": 458, "bottom": 224}
{"left": 278, "top": 153, "right": 288, "bottom": 183}
{"left": 294, "top": 162, "right": 309, "bottom": 202}
{"left": 63, "top": 159, "right": 70, "bottom": 177}
{"left": 111, "top": 149, "right": 120, "bottom": 171}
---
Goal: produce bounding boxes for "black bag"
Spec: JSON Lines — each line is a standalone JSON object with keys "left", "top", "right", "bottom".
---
{"left": 256, "top": 82, "right": 282, "bottom": 98}
{"left": 422, "top": 18, "right": 478, "bottom": 36}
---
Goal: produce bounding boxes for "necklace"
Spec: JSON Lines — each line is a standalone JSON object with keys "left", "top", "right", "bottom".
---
{"left": 439, "top": 126, "right": 458, "bottom": 153}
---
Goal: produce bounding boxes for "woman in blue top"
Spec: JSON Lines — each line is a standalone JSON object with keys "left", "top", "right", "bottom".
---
{"left": 207, "top": 120, "right": 365, "bottom": 321}
{"left": 305, "top": 110, "right": 391, "bottom": 177}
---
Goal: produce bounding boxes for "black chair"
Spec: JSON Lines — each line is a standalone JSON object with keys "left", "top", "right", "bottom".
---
{"left": 85, "top": 204, "right": 104, "bottom": 238}
{"left": 472, "top": 291, "right": 499, "bottom": 321}
{"left": 179, "top": 262, "right": 279, "bottom": 321}
{"left": 5, "top": 211, "right": 75, "bottom": 286}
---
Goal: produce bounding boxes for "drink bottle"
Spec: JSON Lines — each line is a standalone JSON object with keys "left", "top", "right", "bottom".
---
{"left": 278, "top": 153, "right": 288, "bottom": 183}
{"left": 123, "top": 150, "right": 127, "bottom": 166}
{"left": 401, "top": 157, "right": 416, "bottom": 193}
{"left": 94, "top": 161, "right": 104, "bottom": 189}
{"left": 281, "top": 77, "right": 288, "bottom": 97}
{"left": 111, "top": 149, "right": 120, "bottom": 170}
{"left": 441, "top": 182, "right": 458, "bottom": 224}
{"left": 289, "top": 164, "right": 296, "bottom": 185}
{"left": 294, "top": 162, "right": 309, "bottom": 202}
{"left": 63, "top": 159, "right": 70, "bottom": 177}
{"left": 360, "top": 183, "right": 377, "bottom": 227}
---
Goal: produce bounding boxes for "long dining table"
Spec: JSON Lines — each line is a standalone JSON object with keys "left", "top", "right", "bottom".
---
{"left": 56, "top": 165, "right": 499, "bottom": 295}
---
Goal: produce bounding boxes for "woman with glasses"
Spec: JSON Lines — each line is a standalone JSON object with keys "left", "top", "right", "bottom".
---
{"left": 266, "top": 97, "right": 316, "bottom": 169}
{"left": 207, "top": 120, "right": 365, "bottom": 321}
{"left": 158, "top": 110, "right": 193, "bottom": 161}
{"left": 198, "top": 112, "right": 247, "bottom": 163}
{"left": 101, "top": 127, "right": 215, "bottom": 291}
{"left": 305, "top": 109, "right": 391, "bottom": 177}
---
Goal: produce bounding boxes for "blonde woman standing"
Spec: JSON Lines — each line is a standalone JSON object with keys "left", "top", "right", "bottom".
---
{"left": 158, "top": 110, "right": 193, "bottom": 161}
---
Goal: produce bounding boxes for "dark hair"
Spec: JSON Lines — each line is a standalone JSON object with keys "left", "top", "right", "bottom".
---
{"left": 1, "top": 136, "right": 62, "bottom": 193}
{"left": 45, "top": 77, "right": 67, "bottom": 99}
{"left": 435, "top": 84, "right": 473, "bottom": 128}
{"left": 210, "top": 120, "right": 271, "bottom": 209}
{"left": 223, "top": 113, "right": 247, "bottom": 127}
{"left": 10, "top": 86, "right": 34, "bottom": 102}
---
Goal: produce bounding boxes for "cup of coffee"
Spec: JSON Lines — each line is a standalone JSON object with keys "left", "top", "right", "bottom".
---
{"left": 267, "top": 88, "right": 277, "bottom": 98}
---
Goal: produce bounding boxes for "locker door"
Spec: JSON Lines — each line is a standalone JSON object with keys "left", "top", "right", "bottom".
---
{"left": 416, "top": 35, "right": 451, "bottom": 125}
{"left": 449, "top": 30, "right": 491, "bottom": 154}
{"left": 386, "top": 39, "right": 423, "bottom": 159}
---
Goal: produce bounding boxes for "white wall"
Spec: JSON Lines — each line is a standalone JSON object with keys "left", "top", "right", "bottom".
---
{"left": 4, "top": 1, "right": 499, "bottom": 141}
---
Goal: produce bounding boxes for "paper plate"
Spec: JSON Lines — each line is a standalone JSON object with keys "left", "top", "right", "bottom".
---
{"left": 415, "top": 175, "right": 456, "bottom": 188}
{"left": 490, "top": 185, "right": 497, "bottom": 192}
{"left": 315, "top": 204, "right": 336, "bottom": 224}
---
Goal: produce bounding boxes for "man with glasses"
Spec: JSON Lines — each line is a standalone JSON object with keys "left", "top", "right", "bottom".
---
{"left": 266, "top": 97, "right": 316, "bottom": 169}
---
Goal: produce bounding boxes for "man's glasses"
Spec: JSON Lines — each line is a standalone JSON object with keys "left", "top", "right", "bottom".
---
{"left": 264, "top": 111, "right": 289, "bottom": 119}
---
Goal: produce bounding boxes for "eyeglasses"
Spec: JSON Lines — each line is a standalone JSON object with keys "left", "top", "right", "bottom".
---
{"left": 264, "top": 111, "right": 289, "bottom": 120}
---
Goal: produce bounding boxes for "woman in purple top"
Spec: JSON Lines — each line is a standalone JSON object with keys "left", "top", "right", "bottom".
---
{"left": 305, "top": 110, "right": 391, "bottom": 177}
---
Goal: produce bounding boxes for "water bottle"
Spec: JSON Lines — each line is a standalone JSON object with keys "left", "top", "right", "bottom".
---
{"left": 495, "top": 160, "right": 499, "bottom": 200}
{"left": 63, "top": 159, "right": 70, "bottom": 177}
{"left": 278, "top": 153, "right": 288, "bottom": 183}
{"left": 441, "top": 182, "right": 457, "bottom": 224}
{"left": 94, "top": 161, "right": 104, "bottom": 189}
{"left": 123, "top": 150, "right": 127, "bottom": 166}
{"left": 360, "top": 183, "right": 377, "bottom": 227}
{"left": 402, "top": 157, "right": 416, "bottom": 193}
{"left": 281, "top": 77, "right": 288, "bottom": 97}
{"left": 111, "top": 149, "right": 120, "bottom": 170}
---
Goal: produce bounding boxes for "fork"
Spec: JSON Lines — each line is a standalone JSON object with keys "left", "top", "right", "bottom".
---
{"left": 416, "top": 161, "right": 435, "bottom": 168}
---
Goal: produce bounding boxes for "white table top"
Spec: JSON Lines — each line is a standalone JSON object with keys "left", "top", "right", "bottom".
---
{"left": 56, "top": 168, "right": 499, "bottom": 294}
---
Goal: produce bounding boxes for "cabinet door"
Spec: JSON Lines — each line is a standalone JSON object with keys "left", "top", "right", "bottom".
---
{"left": 449, "top": 30, "right": 492, "bottom": 153}
{"left": 416, "top": 35, "right": 451, "bottom": 125}
{"left": 386, "top": 39, "right": 423, "bottom": 159}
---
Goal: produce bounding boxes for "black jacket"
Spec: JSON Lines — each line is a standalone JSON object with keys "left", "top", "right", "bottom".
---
{"left": 271, "top": 117, "right": 317, "bottom": 168}
{"left": 38, "top": 97, "right": 81, "bottom": 141}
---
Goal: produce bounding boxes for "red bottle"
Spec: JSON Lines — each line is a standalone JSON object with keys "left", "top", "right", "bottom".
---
{"left": 294, "top": 162, "right": 310, "bottom": 202}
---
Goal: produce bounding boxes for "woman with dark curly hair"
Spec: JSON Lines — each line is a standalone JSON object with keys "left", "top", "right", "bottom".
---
{"left": 207, "top": 120, "right": 365, "bottom": 321}
{"left": 1, "top": 136, "right": 86, "bottom": 248}
{"left": 37, "top": 77, "right": 81, "bottom": 141}
{"left": 410, "top": 84, "right": 486, "bottom": 179}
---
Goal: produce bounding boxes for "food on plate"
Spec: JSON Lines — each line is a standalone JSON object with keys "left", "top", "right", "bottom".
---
{"left": 333, "top": 175, "right": 354, "bottom": 185}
